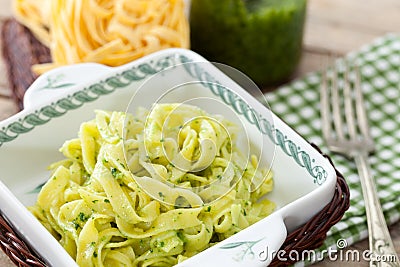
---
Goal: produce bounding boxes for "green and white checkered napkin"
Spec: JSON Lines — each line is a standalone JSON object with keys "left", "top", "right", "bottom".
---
{"left": 264, "top": 33, "right": 400, "bottom": 264}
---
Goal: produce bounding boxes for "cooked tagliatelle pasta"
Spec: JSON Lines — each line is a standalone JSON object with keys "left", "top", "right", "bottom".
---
{"left": 29, "top": 103, "right": 275, "bottom": 266}
{"left": 13, "top": 0, "right": 189, "bottom": 74}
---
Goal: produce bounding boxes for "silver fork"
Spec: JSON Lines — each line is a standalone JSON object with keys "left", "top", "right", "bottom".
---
{"left": 320, "top": 61, "right": 400, "bottom": 267}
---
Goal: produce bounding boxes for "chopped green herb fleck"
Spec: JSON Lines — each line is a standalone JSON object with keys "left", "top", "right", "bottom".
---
{"left": 73, "top": 222, "right": 80, "bottom": 230}
{"left": 111, "top": 167, "right": 118, "bottom": 178}
{"left": 104, "top": 199, "right": 110, "bottom": 203}
{"left": 78, "top": 212, "right": 89, "bottom": 222}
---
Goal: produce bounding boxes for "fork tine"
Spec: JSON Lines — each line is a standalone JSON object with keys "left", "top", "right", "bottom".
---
{"left": 353, "top": 65, "right": 372, "bottom": 140}
{"left": 320, "top": 72, "right": 332, "bottom": 142}
{"left": 330, "top": 64, "right": 345, "bottom": 140}
{"left": 321, "top": 61, "right": 398, "bottom": 264}
{"left": 343, "top": 63, "right": 357, "bottom": 139}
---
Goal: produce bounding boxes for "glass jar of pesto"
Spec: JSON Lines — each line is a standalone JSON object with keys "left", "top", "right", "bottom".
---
{"left": 190, "top": 0, "right": 307, "bottom": 86}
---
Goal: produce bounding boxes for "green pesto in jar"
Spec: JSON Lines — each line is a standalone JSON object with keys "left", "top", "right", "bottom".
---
{"left": 190, "top": 0, "right": 307, "bottom": 86}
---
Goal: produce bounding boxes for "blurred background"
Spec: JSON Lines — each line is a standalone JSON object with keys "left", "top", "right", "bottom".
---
{"left": 0, "top": 0, "right": 399, "bottom": 266}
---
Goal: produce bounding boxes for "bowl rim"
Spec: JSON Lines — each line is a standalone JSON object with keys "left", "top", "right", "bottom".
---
{"left": 0, "top": 48, "right": 346, "bottom": 267}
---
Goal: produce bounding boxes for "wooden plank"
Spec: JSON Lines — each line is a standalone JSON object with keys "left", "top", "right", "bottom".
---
{"left": 304, "top": 0, "right": 400, "bottom": 55}
{"left": 292, "top": 50, "right": 331, "bottom": 78}
{"left": 0, "top": 97, "right": 17, "bottom": 120}
{"left": 0, "top": 253, "right": 13, "bottom": 267}
{"left": 0, "top": 1, "right": 12, "bottom": 19}
{"left": 304, "top": 22, "right": 381, "bottom": 55}
{"left": 0, "top": 0, "right": 399, "bottom": 267}
{"left": 0, "top": 86, "right": 11, "bottom": 97}
{"left": 307, "top": 0, "right": 400, "bottom": 33}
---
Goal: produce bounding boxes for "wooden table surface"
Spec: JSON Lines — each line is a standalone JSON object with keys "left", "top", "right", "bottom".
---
{"left": 0, "top": 0, "right": 399, "bottom": 266}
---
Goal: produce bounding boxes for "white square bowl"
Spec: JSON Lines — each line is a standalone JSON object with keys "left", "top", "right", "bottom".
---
{"left": 0, "top": 48, "right": 337, "bottom": 267}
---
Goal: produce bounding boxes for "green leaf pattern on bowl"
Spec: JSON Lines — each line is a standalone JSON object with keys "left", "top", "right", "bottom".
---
{"left": 38, "top": 74, "right": 76, "bottom": 90}
{"left": 220, "top": 238, "right": 264, "bottom": 262}
{"left": 0, "top": 53, "right": 326, "bottom": 192}
{"left": 180, "top": 55, "right": 327, "bottom": 185}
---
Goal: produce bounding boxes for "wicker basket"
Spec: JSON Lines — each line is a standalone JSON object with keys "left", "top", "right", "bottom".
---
{"left": 0, "top": 146, "right": 349, "bottom": 267}
{"left": 0, "top": 18, "right": 350, "bottom": 267}
{"left": 1, "top": 19, "right": 51, "bottom": 111}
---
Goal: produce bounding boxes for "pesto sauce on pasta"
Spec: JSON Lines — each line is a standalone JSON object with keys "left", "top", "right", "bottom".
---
{"left": 29, "top": 103, "right": 275, "bottom": 266}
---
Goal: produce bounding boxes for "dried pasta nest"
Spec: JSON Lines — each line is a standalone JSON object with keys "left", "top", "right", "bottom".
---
{"left": 13, "top": 0, "right": 189, "bottom": 74}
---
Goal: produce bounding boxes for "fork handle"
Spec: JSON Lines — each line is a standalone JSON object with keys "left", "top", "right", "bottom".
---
{"left": 354, "top": 153, "right": 400, "bottom": 267}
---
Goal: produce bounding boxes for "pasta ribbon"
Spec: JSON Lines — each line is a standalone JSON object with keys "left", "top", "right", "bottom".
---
{"left": 29, "top": 104, "right": 275, "bottom": 266}
{"left": 13, "top": 0, "right": 189, "bottom": 74}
